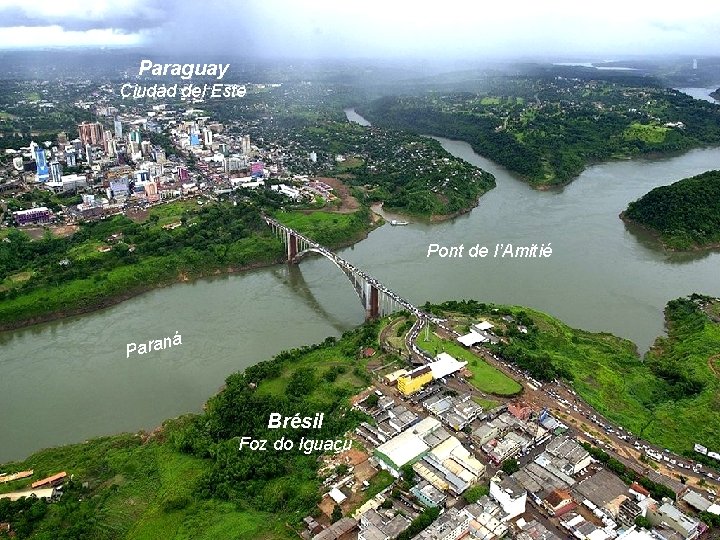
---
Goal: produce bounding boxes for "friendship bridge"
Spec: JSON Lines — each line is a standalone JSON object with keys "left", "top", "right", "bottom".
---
{"left": 264, "top": 216, "right": 442, "bottom": 332}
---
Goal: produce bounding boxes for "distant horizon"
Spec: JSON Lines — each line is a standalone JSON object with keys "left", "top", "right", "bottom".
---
{"left": 1, "top": 1, "right": 720, "bottom": 59}
{"left": 0, "top": 46, "right": 717, "bottom": 63}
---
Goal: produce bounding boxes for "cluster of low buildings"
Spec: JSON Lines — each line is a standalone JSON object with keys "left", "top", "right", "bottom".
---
{"left": 305, "top": 359, "right": 718, "bottom": 540}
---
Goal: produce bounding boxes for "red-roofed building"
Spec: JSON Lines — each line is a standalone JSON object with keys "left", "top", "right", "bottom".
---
{"left": 31, "top": 472, "right": 67, "bottom": 489}
{"left": 508, "top": 401, "right": 533, "bottom": 421}
{"left": 543, "top": 489, "right": 575, "bottom": 516}
{"left": 630, "top": 482, "right": 650, "bottom": 498}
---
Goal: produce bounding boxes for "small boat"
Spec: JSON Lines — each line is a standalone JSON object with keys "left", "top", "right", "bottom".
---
{"left": 390, "top": 219, "right": 409, "bottom": 226}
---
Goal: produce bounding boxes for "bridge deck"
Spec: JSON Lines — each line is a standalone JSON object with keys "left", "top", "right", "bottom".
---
{"left": 264, "top": 216, "right": 442, "bottom": 328}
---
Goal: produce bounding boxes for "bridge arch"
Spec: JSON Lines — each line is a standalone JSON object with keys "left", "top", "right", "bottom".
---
{"left": 263, "top": 215, "right": 437, "bottom": 322}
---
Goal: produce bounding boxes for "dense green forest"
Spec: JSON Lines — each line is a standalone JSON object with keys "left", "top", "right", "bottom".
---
{"left": 357, "top": 79, "right": 720, "bottom": 186}
{"left": 0, "top": 193, "right": 374, "bottom": 330}
{"left": 0, "top": 322, "right": 381, "bottom": 539}
{"left": 623, "top": 169, "right": 720, "bottom": 249}
{"left": 297, "top": 121, "right": 495, "bottom": 216}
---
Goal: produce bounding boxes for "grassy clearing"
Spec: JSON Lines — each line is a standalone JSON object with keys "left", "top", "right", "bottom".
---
{"left": 336, "top": 157, "right": 364, "bottom": 171}
{"left": 623, "top": 122, "right": 669, "bottom": 144}
{"left": 472, "top": 396, "right": 500, "bottom": 410}
{"left": 257, "top": 342, "right": 370, "bottom": 408}
{"left": 480, "top": 97, "right": 501, "bottom": 105}
{"left": 349, "top": 470, "right": 394, "bottom": 514}
{"left": 415, "top": 331, "right": 522, "bottom": 396}
{"left": 274, "top": 208, "right": 371, "bottom": 247}
{"left": 148, "top": 200, "right": 201, "bottom": 228}
{"left": 0, "top": 270, "right": 33, "bottom": 291}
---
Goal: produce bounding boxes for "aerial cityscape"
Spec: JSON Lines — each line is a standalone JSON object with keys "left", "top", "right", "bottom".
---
{"left": 1, "top": 1, "right": 720, "bottom": 539}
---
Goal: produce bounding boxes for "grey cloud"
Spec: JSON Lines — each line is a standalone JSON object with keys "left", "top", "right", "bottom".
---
{"left": 0, "top": 2, "right": 170, "bottom": 32}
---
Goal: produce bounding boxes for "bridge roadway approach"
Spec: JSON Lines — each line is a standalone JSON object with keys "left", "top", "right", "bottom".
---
{"left": 264, "top": 216, "right": 442, "bottom": 329}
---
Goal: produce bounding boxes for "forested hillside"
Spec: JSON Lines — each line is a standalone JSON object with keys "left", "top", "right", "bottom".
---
{"left": 623, "top": 170, "right": 720, "bottom": 250}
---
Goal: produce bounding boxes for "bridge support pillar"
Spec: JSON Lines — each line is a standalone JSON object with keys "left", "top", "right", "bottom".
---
{"left": 366, "top": 285, "right": 379, "bottom": 320}
{"left": 288, "top": 232, "right": 298, "bottom": 263}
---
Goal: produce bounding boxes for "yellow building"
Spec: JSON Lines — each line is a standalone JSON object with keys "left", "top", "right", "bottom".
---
{"left": 397, "top": 366, "right": 433, "bottom": 396}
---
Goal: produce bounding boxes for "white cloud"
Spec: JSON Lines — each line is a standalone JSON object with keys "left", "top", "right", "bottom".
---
{"left": 0, "top": 26, "right": 145, "bottom": 48}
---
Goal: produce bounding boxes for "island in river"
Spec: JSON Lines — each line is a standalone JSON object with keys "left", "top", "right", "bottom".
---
{"left": 621, "top": 169, "right": 720, "bottom": 250}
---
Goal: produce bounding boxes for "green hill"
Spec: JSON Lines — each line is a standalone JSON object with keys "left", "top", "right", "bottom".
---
{"left": 623, "top": 170, "right": 720, "bottom": 249}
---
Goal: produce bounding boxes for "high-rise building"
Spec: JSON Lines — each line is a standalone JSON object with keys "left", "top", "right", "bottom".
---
{"left": 141, "top": 140, "right": 152, "bottom": 157}
{"left": 203, "top": 128, "right": 213, "bottom": 147}
{"left": 241, "top": 134, "right": 251, "bottom": 155}
{"left": 114, "top": 117, "right": 123, "bottom": 140}
{"left": 135, "top": 170, "right": 150, "bottom": 183}
{"left": 129, "top": 130, "right": 141, "bottom": 144}
{"left": 85, "top": 144, "right": 93, "bottom": 165}
{"left": 57, "top": 132, "right": 68, "bottom": 145}
{"left": 251, "top": 161, "right": 264, "bottom": 177}
{"left": 49, "top": 161, "right": 62, "bottom": 183}
{"left": 77, "top": 122, "right": 105, "bottom": 146}
{"left": 104, "top": 130, "right": 113, "bottom": 151}
{"left": 35, "top": 146, "right": 49, "bottom": 183}
{"left": 66, "top": 151, "right": 76, "bottom": 167}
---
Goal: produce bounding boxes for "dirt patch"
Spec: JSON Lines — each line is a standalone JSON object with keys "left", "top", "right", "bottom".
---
{"left": 353, "top": 459, "right": 376, "bottom": 484}
{"left": 127, "top": 208, "right": 149, "bottom": 223}
{"left": 317, "top": 177, "right": 360, "bottom": 213}
{"left": 338, "top": 448, "right": 368, "bottom": 467}
{"left": 50, "top": 224, "right": 79, "bottom": 238}
{"left": 318, "top": 495, "right": 336, "bottom": 517}
{"left": 709, "top": 354, "right": 720, "bottom": 378}
{"left": 22, "top": 227, "right": 48, "bottom": 240}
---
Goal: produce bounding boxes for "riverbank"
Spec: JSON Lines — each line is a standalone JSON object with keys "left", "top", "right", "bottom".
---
{"left": 355, "top": 80, "right": 720, "bottom": 189}
{"left": 0, "top": 319, "right": 382, "bottom": 538}
{"left": 371, "top": 196, "right": 484, "bottom": 224}
{"left": 620, "top": 212, "right": 720, "bottom": 253}
{"left": 619, "top": 169, "right": 720, "bottom": 251}
{"left": 0, "top": 206, "right": 380, "bottom": 333}
{"left": 2, "top": 297, "right": 718, "bottom": 538}
{"left": 0, "top": 258, "right": 285, "bottom": 333}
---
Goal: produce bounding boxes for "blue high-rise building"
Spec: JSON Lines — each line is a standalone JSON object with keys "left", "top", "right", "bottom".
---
{"left": 35, "top": 147, "right": 49, "bottom": 183}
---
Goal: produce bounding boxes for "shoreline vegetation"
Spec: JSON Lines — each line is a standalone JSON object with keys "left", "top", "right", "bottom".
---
{"left": 0, "top": 198, "right": 379, "bottom": 334}
{"left": 1, "top": 296, "right": 717, "bottom": 538}
{"left": 621, "top": 170, "right": 720, "bottom": 251}
{"left": 356, "top": 78, "right": 720, "bottom": 188}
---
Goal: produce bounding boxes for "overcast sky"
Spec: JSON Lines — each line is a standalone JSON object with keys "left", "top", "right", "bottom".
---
{"left": 0, "top": 0, "right": 718, "bottom": 58}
